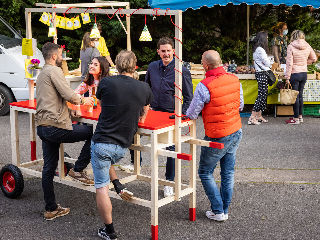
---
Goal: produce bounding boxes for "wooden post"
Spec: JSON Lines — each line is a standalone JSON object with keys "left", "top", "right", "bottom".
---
{"left": 151, "top": 132, "right": 159, "bottom": 240}
{"left": 133, "top": 133, "right": 141, "bottom": 175}
{"left": 52, "top": 12, "right": 58, "bottom": 44}
{"left": 189, "top": 120, "right": 197, "bottom": 221}
{"left": 246, "top": 5, "right": 250, "bottom": 66}
{"left": 126, "top": 3, "right": 131, "bottom": 51}
{"left": 25, "top": 10, "right": 37, "bottom": 161}
{"left": 126, "top": 4, "right": 131, "bottom": 51}
{"left": 10, "top": 108, "right": 20, "bottom": 166}
{"left": 174, "top": 10, "right": 183, "bottom": 201}
{"left": 58, "top": 144, "right": 65, "bottom": 178}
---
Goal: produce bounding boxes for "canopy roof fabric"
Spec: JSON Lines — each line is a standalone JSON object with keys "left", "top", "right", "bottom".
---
{"left": 148, "top": 0, "right": 320, "bottom": 11}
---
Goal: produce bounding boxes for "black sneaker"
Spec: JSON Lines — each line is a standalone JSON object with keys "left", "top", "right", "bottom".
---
{"left": 98, "top": 227, "right": 117, "bottom": 240}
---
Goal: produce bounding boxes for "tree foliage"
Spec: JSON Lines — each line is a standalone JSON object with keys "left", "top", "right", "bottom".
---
{"left": 1, "top": 0, "right": 319, "bottom": 69}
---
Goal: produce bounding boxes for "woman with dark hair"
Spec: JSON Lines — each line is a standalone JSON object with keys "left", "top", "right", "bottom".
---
{"left": 271, "top": 22, "right": 288, "bottom": 65}
{"left": 73, "top": 56, "right": 133, "bottom": 199}
{"left": 75, "top": 56, "right": 109, "bottom": 96}
{"left": 80, "top": 32, "right": 100, "bottom": 80}
{"left": 249, "top": 31, "right": 271, "bottom": 125}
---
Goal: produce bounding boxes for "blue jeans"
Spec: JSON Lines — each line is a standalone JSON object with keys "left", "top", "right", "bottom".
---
{"left": 290, "top": 72, "right": 307, "bottom": 118}
{"left": 198, "top": 129, "right": 242, "bottom": 214}
{"left": 37, "top": 124, "right": 93, "bottom": 211}
{"left": 91, "top": 141, "right": 126, "bottom": 189}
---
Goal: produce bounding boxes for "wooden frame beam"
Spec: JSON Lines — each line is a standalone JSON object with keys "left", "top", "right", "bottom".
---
{"left": 25, "top": 8, "right": 179, "bottom": 15}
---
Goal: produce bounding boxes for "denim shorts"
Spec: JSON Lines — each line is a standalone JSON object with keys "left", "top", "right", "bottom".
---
{"left": 91, "top": 141, "right": 126, "bottom": 189}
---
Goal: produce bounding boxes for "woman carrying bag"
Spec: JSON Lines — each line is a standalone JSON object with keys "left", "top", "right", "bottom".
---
{"left": 285, "top": 30, "right": 317, "bottom": 124}
{"left": 249, "top": 31, "right": 271, "bottom": 125}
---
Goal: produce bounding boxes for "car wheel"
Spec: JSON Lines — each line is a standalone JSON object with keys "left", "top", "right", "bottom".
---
{"left": 0, "top": 85, "right": 14, "bottom": 116}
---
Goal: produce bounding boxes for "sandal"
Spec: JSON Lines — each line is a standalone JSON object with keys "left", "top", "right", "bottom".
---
{"left": 257, "top": 117, "right": 268, "bottom": 123}
{"left": 248, "top": 117, "right": 261, "bottom": 125}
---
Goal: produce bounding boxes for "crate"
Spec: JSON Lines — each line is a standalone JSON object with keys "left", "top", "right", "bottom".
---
{"left": 303, "top": 105, "right": 320, "bottom": 116}
{"left": 276, "top": 105, "right": 293, "bottom": 116}
{"left": 240, "top": 112, "right": 251, "bottom": 118}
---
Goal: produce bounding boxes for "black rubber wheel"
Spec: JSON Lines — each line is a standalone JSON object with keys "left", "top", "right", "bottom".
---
{"left": 0, "top": 164, "right": 24, "bottom": 198}
{"left": 0, "top": 85, "right": 15, "bottom": 116}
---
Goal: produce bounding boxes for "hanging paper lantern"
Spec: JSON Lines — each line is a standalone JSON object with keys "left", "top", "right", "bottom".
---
{"left": 90, "top": 23, "right": 101, "bottom": 39}
{"left": 48, "top": 22, "right": 56, "bottom": 37}
{"left": 81, "top": 13, "right": 91, "bottom": 24}
{"left": 139, "top": 25, "right": 152, "bottom": 42}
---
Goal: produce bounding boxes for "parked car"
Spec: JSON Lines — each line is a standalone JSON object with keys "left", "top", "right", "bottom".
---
{"left": 0, "top": 16, "right": 44, "bottom": 115}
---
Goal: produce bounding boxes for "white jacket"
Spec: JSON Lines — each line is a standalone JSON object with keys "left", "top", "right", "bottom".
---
{"left": 253, "top": 47, "right": 271, "bottom": 72}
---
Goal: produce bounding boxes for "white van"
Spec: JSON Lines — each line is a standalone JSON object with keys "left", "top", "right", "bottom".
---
{"left": 0, "top": 16, "right": 44, "bottom": 115}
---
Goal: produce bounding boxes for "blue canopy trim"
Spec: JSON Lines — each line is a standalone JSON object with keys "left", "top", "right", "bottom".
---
{"left": 148, "top": 1, "right": 320, "bottom": 11}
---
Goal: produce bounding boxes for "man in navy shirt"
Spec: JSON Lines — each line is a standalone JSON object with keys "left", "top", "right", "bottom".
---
{"left": 145, "top": 37, "right": 193, "bottom": 197}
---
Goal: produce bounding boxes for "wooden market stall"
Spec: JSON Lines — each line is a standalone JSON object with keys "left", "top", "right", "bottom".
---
{"left": 0, "top": 4, "right": 224, "bottom": 240}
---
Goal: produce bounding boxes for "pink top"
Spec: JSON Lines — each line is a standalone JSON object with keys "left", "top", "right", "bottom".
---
{"left": 74, "top": 79, "right": 100, "bottom": 96}
{"left": 286, "top": 39, "right": 317, "bottom": 80}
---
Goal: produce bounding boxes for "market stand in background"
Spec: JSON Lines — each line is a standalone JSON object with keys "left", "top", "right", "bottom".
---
{"left": 149, "top": 0, "right": 320, "bottom": 117}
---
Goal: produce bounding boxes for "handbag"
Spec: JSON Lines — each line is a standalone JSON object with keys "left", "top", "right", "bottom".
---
{"left": 280, "top": 83, "right": 299, "bottom": 105}
{"left": 254, "top": 61, "right": 276, "bottom": 86}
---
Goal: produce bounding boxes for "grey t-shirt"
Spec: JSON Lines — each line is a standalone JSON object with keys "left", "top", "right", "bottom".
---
{"left": 80, "top": 47, "right": 100, "bottom": 79}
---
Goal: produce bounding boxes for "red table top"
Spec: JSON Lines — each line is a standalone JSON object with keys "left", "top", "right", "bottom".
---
{"left": 10, "top": 100, "right": 190, "bottom": 130}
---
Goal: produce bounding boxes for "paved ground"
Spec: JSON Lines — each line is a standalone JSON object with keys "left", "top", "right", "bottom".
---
{"left": 0, "top": 112, "right": 319, "bottom": 239}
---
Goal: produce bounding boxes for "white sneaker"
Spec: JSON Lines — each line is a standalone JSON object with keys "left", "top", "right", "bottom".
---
{"left": 224, "top": 213, "right": 228, "bottom": 220}
{"left": 163, "top": 186, "right": 174, "bottom": 197}
{"left": 118, "top": 164, "right": 134, "bottom": 173}
{"left": 206, "top": 211, "right": 225, "bottom": 221}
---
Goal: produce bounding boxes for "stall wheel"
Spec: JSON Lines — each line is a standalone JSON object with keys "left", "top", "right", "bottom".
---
{"left": 0, "top": 164, "right": 24, "bottom": 199}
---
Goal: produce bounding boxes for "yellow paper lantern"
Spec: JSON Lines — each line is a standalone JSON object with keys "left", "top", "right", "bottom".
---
{"left": 90, "top": 23, "right": 101, "bottom": 39}
{"left": 48, "top": 22, "right": 56, "bottom": 37}
{"left": 139, "top": 25, "right": 152, "bottom": 42}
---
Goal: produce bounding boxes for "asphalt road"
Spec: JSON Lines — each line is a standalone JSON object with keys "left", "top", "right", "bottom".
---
{"left": 0, "top": 112, "right": 319, "bottom": 239}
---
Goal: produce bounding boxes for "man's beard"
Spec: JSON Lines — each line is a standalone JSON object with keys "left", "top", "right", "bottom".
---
{"left": 56, "top": 59, "right": 62, "bottom": 67}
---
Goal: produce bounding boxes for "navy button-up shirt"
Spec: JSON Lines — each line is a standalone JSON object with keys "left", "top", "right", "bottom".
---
{"left": 145, "top": 59, "right": 193, "bottom": 115}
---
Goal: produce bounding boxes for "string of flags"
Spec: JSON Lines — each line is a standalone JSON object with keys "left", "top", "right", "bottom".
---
{"left": 40, "top": 12, "right": 90, "bottom": 30}
{"left": 40, "top": 11, "right": 152, "bottom": 42}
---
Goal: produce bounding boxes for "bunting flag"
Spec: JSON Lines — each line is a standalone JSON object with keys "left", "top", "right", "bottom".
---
{"left": 65, "top": 18, "right": 74, "bottom": 30}
{"left": 59, "top": 17, "right": 66, "bottom": 29}
{"left": 81, "top": 13, "right": 91, "bottom": 24}
{"left": 39, "top": 12, "right": 50, "bottom": 25}
{"left": 73, "top": 16, "right": 81, "bottom": 29}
